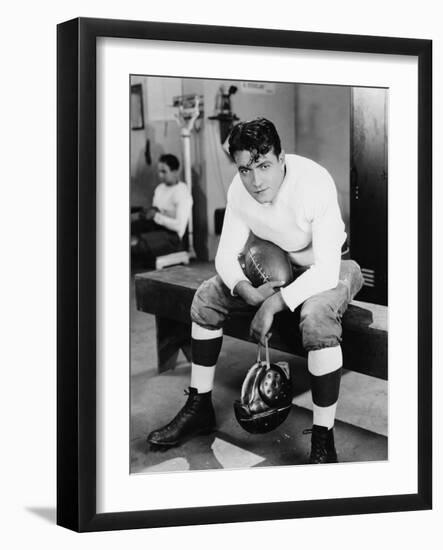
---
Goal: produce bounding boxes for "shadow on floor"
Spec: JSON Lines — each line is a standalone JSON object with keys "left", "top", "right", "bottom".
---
{"left": 26, "top": 507, "right": 56, "bottom": 524}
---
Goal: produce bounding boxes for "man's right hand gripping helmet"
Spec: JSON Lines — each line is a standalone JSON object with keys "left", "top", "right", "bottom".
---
{"left": 234, "top": 341, "right": 293, "bottom": 434}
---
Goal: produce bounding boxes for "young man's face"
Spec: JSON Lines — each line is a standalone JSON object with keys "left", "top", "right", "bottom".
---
{"left": 233, "top": 149, "right": 285, "bottom": 204}
{"left": 158, "top": 162, "right": 177, "bottom": 186}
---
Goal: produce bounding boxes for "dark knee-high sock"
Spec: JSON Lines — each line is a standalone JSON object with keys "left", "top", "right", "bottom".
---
{"left": 190, "top": 323, "right": 223, "bottom": 393}
{"left": 308, "top": 346, "right": 342, "bottom": 429}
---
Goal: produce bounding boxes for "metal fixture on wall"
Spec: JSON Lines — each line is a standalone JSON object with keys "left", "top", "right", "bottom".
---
{"left": 173, "top": 94, "right": 204, "bottom": 259}
{"left": 208, "top": 85, "right": 239, "bottom": 144}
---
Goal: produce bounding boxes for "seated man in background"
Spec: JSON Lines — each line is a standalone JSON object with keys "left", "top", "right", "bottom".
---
{"left": 131, "top": 153, "right": 193, "bottom": 268}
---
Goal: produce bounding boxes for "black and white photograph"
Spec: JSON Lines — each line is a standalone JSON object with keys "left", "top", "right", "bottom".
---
{"left": 55, "top": 16, "right": 432, "bottom": 533}
{"left": 130, "top": 75, "right": 388, "bottom": 474}
{"left": 1, "top": 0, "right": 439, "bottom": 544}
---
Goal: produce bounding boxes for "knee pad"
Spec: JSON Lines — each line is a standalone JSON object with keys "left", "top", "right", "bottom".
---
{"left": 300, "top": 302, "right": 342, "bottom": 351}
{"left": 190, "top": 277, "right": 226, "bottom": 330}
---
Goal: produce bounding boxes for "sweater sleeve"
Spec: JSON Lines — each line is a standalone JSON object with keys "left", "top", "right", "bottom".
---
{"left": 215, "top": 197, "right": 251, "bottom": 293}
{"left": 153, "top": 184, "right": 193, "bottom": 238}
{"left": 280, "top": 171, "right": 346, "bottom": 311}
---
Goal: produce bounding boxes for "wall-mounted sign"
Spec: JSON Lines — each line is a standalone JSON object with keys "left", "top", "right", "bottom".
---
{"left": 240, "top": 82, "right": 276, "bottom": 95}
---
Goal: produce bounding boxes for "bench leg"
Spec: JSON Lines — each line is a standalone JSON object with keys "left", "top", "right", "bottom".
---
{"left": 155, "top": 316, "right": 191, "bottom": 373}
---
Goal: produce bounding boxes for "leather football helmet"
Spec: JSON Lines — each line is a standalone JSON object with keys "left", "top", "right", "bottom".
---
{"left": 234, "top": 341, "right": 292, "bottom": 434}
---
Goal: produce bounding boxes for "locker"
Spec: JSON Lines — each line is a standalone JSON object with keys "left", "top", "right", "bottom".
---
{"left": 350, "top": 88, "right": 388, "bottom": 305}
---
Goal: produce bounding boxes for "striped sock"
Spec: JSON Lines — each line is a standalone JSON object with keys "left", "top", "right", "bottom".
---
{"left": 308, "top": 346, "right": 343, "bottom": 430}
{"left": 190, "top": 323, "right": 223, "bottom": 394}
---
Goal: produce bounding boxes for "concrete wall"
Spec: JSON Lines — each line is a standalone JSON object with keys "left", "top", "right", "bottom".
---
{"left": 130, "top": 77, "right": 351, "bottom": 259}
{"left": 130, "top": 75, "right": 210, "bottom": 259}
{"left": 202, "top": 79, "right": 297, "bottom": 258}
{"left": 130, "top": 76, "right": 183, "bottom": 209}
{"left": 295, "top": 84, "right": 351, "bottom": 236}
{"left": 130, "top": 76, "right": 297, "bottom": 260}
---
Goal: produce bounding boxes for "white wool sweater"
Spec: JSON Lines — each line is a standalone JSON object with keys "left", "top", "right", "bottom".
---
{"left": 152, "top": 181, "right": 193, "bottom": 238}
{"left": 215, "top": 154, "right": 347, "bottom": 311}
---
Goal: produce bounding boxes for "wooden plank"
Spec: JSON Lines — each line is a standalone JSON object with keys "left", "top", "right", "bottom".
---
{"left": 350, "top": 299, "right": 387, "bottom": 331}
{"left": 156, "top": 317, "right": 191, "bottom": 373}
{"left": 134, "top": 263, "right": 388, "bottom": 379}
{"left": 135, "top": 264, "right": 388, "bottom": 333}
{"left": 136, "top": 262, "right": 214, "bottom": 290}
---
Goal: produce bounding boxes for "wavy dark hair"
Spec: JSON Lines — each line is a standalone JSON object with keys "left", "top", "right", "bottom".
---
{"left": 228, "top": 117, "right": 282, "bottom": 163}
{"left": 159, "top": 153, "right": 180, "bottom": 171}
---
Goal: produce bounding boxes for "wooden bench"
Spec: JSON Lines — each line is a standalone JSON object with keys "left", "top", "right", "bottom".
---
{"left": 135, "top": 262, "right": 388, "bottom": 379}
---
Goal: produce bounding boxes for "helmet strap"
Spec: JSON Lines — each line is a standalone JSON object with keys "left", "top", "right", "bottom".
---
{"left": 257, "top": 337, "right": 271, "bottom": 368}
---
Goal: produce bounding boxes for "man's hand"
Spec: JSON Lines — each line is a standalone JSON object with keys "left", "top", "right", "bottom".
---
{"left": 139, "top": 206, "right": 159, "bottom": 222}
{"left": 234, "top": 280, "right": 284, "bottom": 307}
{"left": 250, "top": 291, "right": 288, "bottom": 345}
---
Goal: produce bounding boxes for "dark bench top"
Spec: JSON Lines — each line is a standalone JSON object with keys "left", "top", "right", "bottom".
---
{"left": 135, "top": 263, "right": 388, "bottom": 380}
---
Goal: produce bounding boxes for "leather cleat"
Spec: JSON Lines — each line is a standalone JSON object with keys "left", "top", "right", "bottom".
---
{"left": 303, "top": 425, "right": 338, "bottom": 464}
{"left": 147, "top": 387, "right": 216, "bottom": 448}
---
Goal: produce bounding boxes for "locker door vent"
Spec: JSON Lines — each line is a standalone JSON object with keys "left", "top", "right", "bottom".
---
{"left": 361, "top": 267, "right": 375, "bottom": 288}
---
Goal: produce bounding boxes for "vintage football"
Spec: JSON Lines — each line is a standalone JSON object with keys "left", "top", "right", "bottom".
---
{"left": 241, "top": 234, "right": 293, "bottom": 288}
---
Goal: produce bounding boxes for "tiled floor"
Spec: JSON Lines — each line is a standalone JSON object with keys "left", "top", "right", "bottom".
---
{"left": 130, "top": 274, "right": 388, "bottom": 474}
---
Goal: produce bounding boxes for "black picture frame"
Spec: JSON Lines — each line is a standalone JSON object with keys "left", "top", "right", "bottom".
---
{"left": 57, "top": 17, "right": 432, "bottom": 532}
